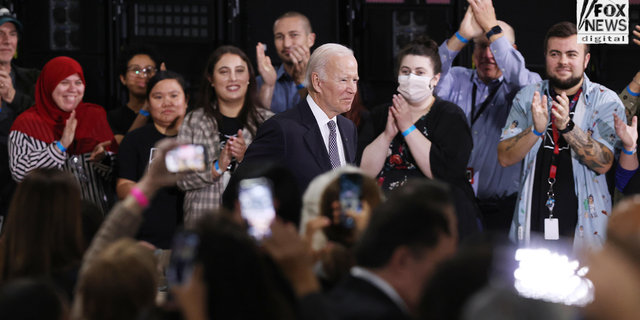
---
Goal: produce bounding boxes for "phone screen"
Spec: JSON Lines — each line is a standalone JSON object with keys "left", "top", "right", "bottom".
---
{"left": 167, "top": 231, "right": 200, "bottom": 287}
{"left": 238, "top": 177, "right": 276, "bottom": 241}
{"left": 165, "top": 144, "right": 207, "bottom": 173}
{"left": 339, "top": 173, "right": 362, "bottom": 228}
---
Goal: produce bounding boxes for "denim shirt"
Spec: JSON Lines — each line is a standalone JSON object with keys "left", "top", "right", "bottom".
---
{"left": 501, "top": 75, "right": 625, "bottom": 252}
{"left": 256, "top": 64, "right": 301, "bottom": 114}
{"left": 435, "top": 37, "right": 541, "bottom": 201}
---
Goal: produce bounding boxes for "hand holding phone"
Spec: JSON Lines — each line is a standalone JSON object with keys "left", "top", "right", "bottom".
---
{"left": 238, "top": 177, "right": 276, "bottom": 241}
{"left": 339, "top": 173, "right": 363, "bottom": 228}
{"left": 165, "top": 144, "right": 208, "bottom": 173}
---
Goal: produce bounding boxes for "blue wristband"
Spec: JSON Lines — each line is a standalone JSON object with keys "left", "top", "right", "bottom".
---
{"left": 139, "top": 109, "right": 150, "bottom": 117}
{"left": 627, "top": 85, "right": 640, "bottom": 97}
{"left": 455, "top": 31, "right": 469, "bottom": 44}
{"left": 402, "top": 125, "right": 417, "bottom": 137}
{"left": 214, "top": 160, "right": 223, "bottom": 174}
{"left": 532, "top": 127, "right": 544, "bottom": 137}
{"left": 296, "top": 83, "right": 305, "bottom": 90}
{"left": 55, "top": 141, "right": 67, "bottom": 153}
{"left": 622, "top": 147, "right": 636, "bottom": 155}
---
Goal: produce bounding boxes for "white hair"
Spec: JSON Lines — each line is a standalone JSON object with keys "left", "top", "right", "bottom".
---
{"left": 303, "top": 43, "right": 354, "bottom": 90}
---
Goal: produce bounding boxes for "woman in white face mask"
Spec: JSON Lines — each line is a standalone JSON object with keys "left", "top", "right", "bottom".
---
{"left": 358, "top": 35, "right": 481, "bottom": 239}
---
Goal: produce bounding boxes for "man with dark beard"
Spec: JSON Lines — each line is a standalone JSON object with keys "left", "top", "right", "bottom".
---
{"left": 497, "top": 22, "right": 625, "bottom": 251}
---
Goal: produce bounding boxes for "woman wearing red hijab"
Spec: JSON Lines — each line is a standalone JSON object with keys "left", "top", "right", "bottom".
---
{"left": 9, "top": 56, "right": 117, "bottom": 214}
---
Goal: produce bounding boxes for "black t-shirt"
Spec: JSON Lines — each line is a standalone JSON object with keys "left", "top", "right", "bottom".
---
{"left": 219, "top": 115, "right": 242, "bottom": 171}
{"left": 107, "top": 104, "right": 139, "bottom": 136}
{"left": 117, "top": 124, "right": 184, "bottom": 249}
{"left": 530, "top": 94, "right": 578, "bottom": 238}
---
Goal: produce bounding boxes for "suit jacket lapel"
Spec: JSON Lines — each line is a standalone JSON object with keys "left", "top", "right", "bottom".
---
{"left": 300, "top": 99, "right": 333, "bottom": 171}
{"left": 337, "top": 116, "right": 354, "bottom": 164}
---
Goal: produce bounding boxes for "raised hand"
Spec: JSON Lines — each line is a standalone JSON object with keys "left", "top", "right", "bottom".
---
{"left": 383, "top": 108, "right": 399, "bottom": 142}
{"left": 142, "top": 138, "right": 185, "bottom": 188}
{"left": 288, "top": 44, "right": 311, "bottom": 86}
{"left": 390, "top": 94, "right": 414, "bottom": 132}
{"left": 633, "top": 24, "right": 640, "bottom": 46}
{"left": 531, "top": 91, "right": 549, "bottom": 134}
{"left": 60, "top": 110, "right": 78, "bottom": 150}
{"left": 89, "top": 140, "right": 112, "bottom": 162}
{"left": 615, "top": 113, "right": 638, "bottom": 151}
{"left": 160, "top": 62, "right": 167, "bottom": 72}
{"left": 228, "top": 129, "right": 247, "bottom": 163}
{"left": 467, "top": 0, "right": 498, "bottom": 33}
{"left": 213, "top": 143, "right": 232, "bottom": 177}
{"left": 459, "top": 5, "right": 483, "bottom": 40}
{"left": 551, "top": 92, "right": 571, "bottom": 131}
{"left": 0, "top": 65, "right": 15, "bottom": 103}
{"left": 256, "top": 42, "right": 277, "bottom": 87}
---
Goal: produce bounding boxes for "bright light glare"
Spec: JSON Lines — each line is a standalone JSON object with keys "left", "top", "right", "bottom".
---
{"left": 513, "top": 248, "right": 594, "bottom": 306}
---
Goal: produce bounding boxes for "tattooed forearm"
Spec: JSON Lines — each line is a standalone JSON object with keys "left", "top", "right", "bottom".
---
{"left": 505, "top": 126, "right": 532, "bottom": 152}
{"left": 563, "top": 126, "right": 614, "bottom": 174}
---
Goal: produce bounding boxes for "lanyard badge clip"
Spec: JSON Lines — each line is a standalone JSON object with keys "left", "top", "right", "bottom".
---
{"left": 546, "top": 178, "right": 555, "bottom": 218}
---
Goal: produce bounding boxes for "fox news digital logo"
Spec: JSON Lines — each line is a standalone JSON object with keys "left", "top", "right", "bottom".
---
{"left": 577, "top": 0, "right": 629, "bottom": 44}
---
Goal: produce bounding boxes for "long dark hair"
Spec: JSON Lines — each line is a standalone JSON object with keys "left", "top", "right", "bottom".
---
{"left": 195, "top": 45, "right": 266, "bottom": 137}
{"left": 0, "top": 169, "right": 83, "bottom": 282}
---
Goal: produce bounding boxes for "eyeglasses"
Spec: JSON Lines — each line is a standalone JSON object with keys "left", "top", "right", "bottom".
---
{"left": 128, "top": 66, "right": 158, "bottom": 77}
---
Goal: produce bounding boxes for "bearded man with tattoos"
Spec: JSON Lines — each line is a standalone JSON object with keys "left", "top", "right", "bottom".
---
{"left": 497, "top": 22, "right": 625, "bottom": 252}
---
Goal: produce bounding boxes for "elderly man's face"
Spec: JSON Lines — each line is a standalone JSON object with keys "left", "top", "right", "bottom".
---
{"left": 315, "top": 55, "right": 358, "bottom": 118}
{"left": 0, "top": 22, "right": 17, "bottom": 65}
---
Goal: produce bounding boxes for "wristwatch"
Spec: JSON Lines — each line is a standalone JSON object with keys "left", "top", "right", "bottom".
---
{"left": 558, "top": 119, "right": 575, "bottom": 134}
{"left": 486, "top": 25, "right": 502, "bottom": 39}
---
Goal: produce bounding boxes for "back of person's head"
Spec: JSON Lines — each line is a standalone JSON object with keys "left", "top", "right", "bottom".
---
{"left": 355, "top": 179, "right": 455, "bottom": 269}
{"left": 78, "top": 239, "right": 157, "bottom": 320}
{"left": 544, "top": 21, "right": 588, "bottom": 54}
{"left": 320, "top": 171, "right": 382, "bottom": 247}
{"left": 117, "top": 43, "right": 162, "bottom": 78}
{"left": 419, "top": 234, "right": 511, "bottom": 320}
{"left": 397, "top": 34, "right": 442, "bottom": 75}
{"left": 0, "top": 278, "right": 67, "bottom": 320}
{"left": 194, "top": 214, "right": 296, "bottom": 320}
{"left": 81, "top": 200, "right": 104, "bottom": 249}
{"left": 223, "top": 164, "right": 302, "bottom": 227}
{"left": 0, "top": 169, "right": 83, "bottom": 282}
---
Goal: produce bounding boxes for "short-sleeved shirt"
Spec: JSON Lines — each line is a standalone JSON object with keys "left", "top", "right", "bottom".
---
{"left": 117, "top": 123, "right": 184, "bottom": 249}
{"left": 256, "top": 64, "right": 300, "bottom": 114}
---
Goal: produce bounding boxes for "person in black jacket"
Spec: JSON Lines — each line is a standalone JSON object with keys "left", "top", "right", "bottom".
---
{"left": 0, "top": 6, "right": 39, "bottom": 230}
{"left": 327, "top": 179, "right": 458, "bottom": 320}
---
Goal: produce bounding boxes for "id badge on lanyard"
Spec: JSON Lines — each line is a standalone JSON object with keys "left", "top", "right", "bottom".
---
{"left": 544, "top": 88, "right": 582, "bottom": 240}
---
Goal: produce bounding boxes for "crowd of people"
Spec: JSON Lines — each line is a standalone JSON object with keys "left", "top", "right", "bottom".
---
{"left": 0, "top": 1, "right": 640, "bottom": 319}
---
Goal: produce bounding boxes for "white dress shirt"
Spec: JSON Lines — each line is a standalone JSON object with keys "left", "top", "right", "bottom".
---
{"left": 307, "top": 95, "right": 346, "bottom": 167}
{"left": 350, "top": 266, "right": 410, "bottom": 314}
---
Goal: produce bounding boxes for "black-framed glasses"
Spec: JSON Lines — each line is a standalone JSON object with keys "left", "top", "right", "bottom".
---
{"left": 128, "top": 66, "right": 158, "bottom": 77}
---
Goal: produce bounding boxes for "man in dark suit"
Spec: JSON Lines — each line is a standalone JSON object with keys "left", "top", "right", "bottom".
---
{"left": 327, "top": 179, "right": 458, "bottom": 320}
{"left": 236, "top": 43, "right": 358, "bottom": 194}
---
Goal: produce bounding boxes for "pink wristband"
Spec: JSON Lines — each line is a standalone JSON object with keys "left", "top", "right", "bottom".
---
{"left": 130, "top": 186, "right": 149, "bottom": 208}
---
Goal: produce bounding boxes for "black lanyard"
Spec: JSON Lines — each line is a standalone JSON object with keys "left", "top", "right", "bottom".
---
{"left": 470, "top": 79, "right": 504, "bottom": 126}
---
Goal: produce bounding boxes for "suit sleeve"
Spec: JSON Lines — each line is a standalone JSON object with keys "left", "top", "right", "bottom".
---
{"left": 238, "top": 117, "right": 288, "bottom": 166}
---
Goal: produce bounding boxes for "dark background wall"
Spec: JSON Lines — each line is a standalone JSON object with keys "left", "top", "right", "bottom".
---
{"left": 4, "top": 0, "right": 640, "bottom": 110}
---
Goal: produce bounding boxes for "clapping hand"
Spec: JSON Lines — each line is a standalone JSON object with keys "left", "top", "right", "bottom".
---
{"left": 0, "top": 65, "right": 15, "bottom": 103}
{"left": 390, "top": 94, "right": 413, "bottom": 132}
{"left": 531, "top": 91, "right": 549, "bottom": 134}
{"left": 551, "top": 92, "right": 571, "bottom": 131}
{"left": 256, "top": 42, "right": 277, "bottom": 87}
{"left": 227, "top": 129, "right": 247, "bottom": 163}
{"left": 59, "top": 110, "right": 78, "bottom": 151}
{"left": 633, "top": 25, "right": 640, "bottom": 46}
{"left": 288, "top": 45, "right": 311, "bottom": 86}
{"left": 89, "top": 141, "right": 112, "bottom": 162}
{"left": 614, "top": 113, "right": 638, "bottom": 152}
{"left": 459, "top": 6, "right": 483, "bottom": 40}
{"left": 467, "top": 0, "right": 498, "bottom": 33}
